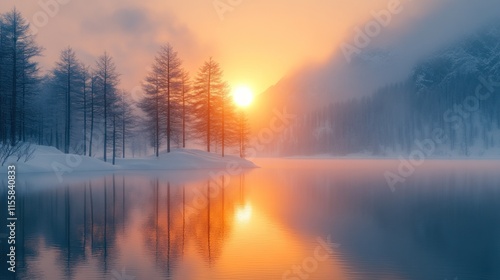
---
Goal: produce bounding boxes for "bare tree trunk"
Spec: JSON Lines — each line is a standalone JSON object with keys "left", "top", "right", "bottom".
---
{"left": 55, "top": 119, "right": 60, "bottom": 149}
{"left": 20, "top": 51, "right": 25, "bottom": 142}
{"left": 155, "top": 82, "right": 159, "bottom": 157}
{"left": 112, "top": 114, "right": 116, "bottom": 165}
{"left": 65, "top": 60, "right": 71, "bottom": 154}
{"left": 240, "top": 111, "right": 243, "bottom": 158}
{"left": 103, "top": 71, "right": 107, "bottom": 162}
{"left": 0, "top": 24, "right": 5, "bottom": 144}
{"left": 10, "top": 20, "right": 17, "bottom": 145}
{"left": 167, "top": 59, "right": 171, "bottom": 153}
{"left": 207, "top": 64, "right": 211, "bottom": 152}
{"left": 182, "top": 84, "right": 186, "bottom": 148}
{"left": 122, "top": 106, "right": 125, "bottom": 158}
{"left": 83, "top": 74, "right": 87, "bottom": 155}
{"left": 222, "top": 95, "right": 225, "bottom": 157}
{"left": 89, "top": 77, "right": 95, "bottom": 157}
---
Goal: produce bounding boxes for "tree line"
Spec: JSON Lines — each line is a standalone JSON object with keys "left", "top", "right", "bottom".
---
{"left": 0, "top": 8, "right": 250, "bottom": 164}
{"left": 271, "top": 76, "right": 500, "bottom": 157}
{"left": 138, "top": 45, "right": 249, "bottom": 158}
{"left": 261, "top": 24, "right": 500, "bottom": 157}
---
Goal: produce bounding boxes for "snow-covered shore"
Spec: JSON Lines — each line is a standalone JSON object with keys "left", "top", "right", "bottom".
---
{"left": 0, "top": 145, "right": 257, "bottom": 174}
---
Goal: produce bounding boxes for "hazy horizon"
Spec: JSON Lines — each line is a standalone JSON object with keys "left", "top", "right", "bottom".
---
{"left": 2, "top": 0, "right": 500, "bottom": 102}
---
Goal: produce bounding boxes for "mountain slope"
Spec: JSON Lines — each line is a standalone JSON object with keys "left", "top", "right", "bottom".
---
{"left": 256, "top": 23, "right": 500, "bottom": 157}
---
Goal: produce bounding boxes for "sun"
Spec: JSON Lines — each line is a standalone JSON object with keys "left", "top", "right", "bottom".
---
{"left": 235, "top": 204, "right": 253, "bottom": 223}
{"left": 233, "top": 86, "right": 254, "bottom": 108}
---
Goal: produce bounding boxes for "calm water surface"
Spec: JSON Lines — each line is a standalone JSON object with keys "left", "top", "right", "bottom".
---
{"left": 1, "top": 159, "right": 500, "bottom": 280}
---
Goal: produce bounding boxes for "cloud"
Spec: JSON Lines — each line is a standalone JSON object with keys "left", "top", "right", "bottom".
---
{"left": 2, "top": 0, "right": 499, "bottom": 98}
{"left": 333, "top": 0, "right": 500, "bottom": 96}
{"left": 80, "top": 7, "right": 156, "bottom": 35}
{"left": 114, "top": 8, "right": 151, "bottom": 33}
{"left": 256, "top": 0, "right": 500, "bottom": 117}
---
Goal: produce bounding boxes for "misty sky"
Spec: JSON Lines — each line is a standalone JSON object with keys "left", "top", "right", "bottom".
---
{"left": 1, "top": 0, "right": 500, "bottom": 101}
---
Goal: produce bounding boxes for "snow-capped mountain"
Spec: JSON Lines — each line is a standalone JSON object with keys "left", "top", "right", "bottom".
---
{"left": 411, "top": 24, "right": 500, "bottom": 93}
{"left": 252, "top": 23, "right": 500, "bottom": 157}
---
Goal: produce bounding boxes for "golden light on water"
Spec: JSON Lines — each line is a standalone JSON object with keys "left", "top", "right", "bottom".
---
{"left": 235, "top": 203, "right": 253, "bottom": 223}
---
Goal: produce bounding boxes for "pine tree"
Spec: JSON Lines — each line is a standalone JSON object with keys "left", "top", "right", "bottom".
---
{"left": 116, "top": 90, "right": 135, "bottom": 159}
{"left": 236, "top": 109, "right": 251, "bottom": 158}
{"left": 52, "top": 47, "right": 82, "bottom": 153}
{"left": 213, "top": 82, "right": 236, "bottom": 157}
{"left": 95, "top": 52, "right": 119, "bottom": 162}
{"left": 191, "top": 58, "right": 227, "bottom": 153}
{"left": 180, "top": 70, "right": 191, "bottom": 148}
{"left": 157, "top": 44, "right": 182, "bottom": 153}
{"left": 0, "top": 17, "right": 7, "bottom": 144}
{"left": 2, "top": 8, "right": 42, "bottom": 145}
{"left": 80, "top": 65, "right": 90, "bottom": 155}
{"left": 139, "top": 43, "right": 184, "bottom": 155}
{"left": 139, "top": 65, "right": 164, "bottom": 157}
{"left": 89, "top": 73, "right": 98, "bottom": 157}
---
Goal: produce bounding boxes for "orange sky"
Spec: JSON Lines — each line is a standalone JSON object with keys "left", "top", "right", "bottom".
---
{"left": 0, "top": 0, "right": 440, "bottom": 98}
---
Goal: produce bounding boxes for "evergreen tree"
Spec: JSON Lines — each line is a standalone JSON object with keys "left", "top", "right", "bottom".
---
{"left": 1, "top": 8, "right": 42, "bottom": 145}
{"left": 95, "top": 52, "right": 120, "bottom": 162}
{"left": 51, "top": 47, "right": 82, "bottom": 153}
{"left": 191, "top": 58, "right": 227, "bottom": 153}
{"left": 139, "top": 43, "right": 184, "bottom": 155}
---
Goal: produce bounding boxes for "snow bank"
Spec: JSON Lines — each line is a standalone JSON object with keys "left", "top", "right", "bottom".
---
{"left": 0, "top": 145, "right": 257, "bottom": 174}
{"left": 115, "top": 149, "right": 257, "bottom": 170}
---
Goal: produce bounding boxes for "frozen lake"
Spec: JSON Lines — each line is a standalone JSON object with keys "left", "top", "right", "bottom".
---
{"left": 2, "top": 159, "right": 500, "bottom": 280}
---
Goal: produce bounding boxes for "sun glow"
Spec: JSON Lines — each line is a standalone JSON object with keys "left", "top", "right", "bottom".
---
{"left": 236, "top": 204, "right": 253, "bottom": 223}
{"left": 233, "top": 86, "right": 254, "bottom": 108}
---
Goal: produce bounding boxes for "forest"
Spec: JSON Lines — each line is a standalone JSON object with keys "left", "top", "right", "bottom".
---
{"left": 0, "top": 8, "right": 250, "bottom": 164}
{"left": 269, "top": 25, "right": 500, "bottom": 157}
{"left": 2, "top": 7, "right": 499, "bottom": 161}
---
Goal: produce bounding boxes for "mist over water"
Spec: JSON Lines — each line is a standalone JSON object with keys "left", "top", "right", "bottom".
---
{"left": 1, "top": 159, "right": 499, "bottom": 280}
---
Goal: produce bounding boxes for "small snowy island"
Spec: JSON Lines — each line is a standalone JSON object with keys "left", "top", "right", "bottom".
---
{"left": 0, "top": 144, "right": 257, "bottom": 174}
